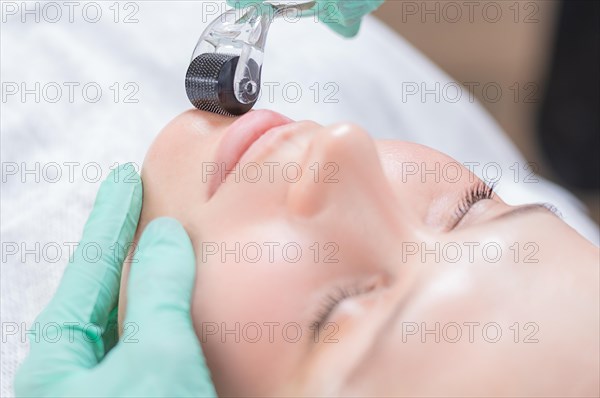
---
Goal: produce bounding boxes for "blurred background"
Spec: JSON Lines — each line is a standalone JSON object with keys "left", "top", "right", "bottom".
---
{"left": 373, "top": 0, "right": 599, "bottom": 222}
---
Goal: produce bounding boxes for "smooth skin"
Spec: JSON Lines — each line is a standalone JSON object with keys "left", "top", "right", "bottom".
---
{"left": 119, "top": 110, "right": 599, "bottom": 397}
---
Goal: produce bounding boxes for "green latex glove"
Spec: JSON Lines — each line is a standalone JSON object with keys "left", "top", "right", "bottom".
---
{"left": 14, "top": 164, "right": 216, "bottom": 398}
{"left": 227, "top": 0, "right": 385, "bottom": 37}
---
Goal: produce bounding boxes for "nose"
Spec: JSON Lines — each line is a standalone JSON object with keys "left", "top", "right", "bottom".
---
{"left": 287, "top": 123, "right": 402, "bottom": 223}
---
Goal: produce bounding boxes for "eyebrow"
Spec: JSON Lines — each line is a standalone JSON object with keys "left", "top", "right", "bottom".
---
{"left": 491, "top": 203, "right": 560, "bottom": 222}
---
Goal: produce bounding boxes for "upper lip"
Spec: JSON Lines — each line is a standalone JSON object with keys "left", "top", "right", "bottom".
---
{"left": 207, "top": 110, "right": 293, "bottom": 198}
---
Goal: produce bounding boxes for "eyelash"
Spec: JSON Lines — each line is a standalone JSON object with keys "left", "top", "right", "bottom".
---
{"left": 449, "top": 181, "right": 496, "bottom": 229}
{"left": 313, "top": 284, "right": 369, "bottom": 329}
{"left": 312, "top": 183, "right": 496, "bottom": 328}
{"left": 314, "top": 182, "right": 556, "bottom": 329}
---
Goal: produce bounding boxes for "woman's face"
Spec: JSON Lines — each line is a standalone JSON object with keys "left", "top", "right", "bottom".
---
{"left": 119, "top": 110, "right": 599, "bottom": 397}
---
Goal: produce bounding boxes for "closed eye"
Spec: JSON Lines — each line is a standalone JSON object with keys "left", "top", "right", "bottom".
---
{"left": 447, "top": 181, "right": 495, "bottom": 230}
{"left": 312, "top": 283, "right": 373, "bottom": 331}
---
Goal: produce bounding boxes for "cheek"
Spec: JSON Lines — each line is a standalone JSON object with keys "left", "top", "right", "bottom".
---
{"left": 140, "top": 111, "right": 230, "bottom": 222}
{"left": 378, "top": 148, "right": 480, "bottom": 229}
{"left": 141, "top": 143, "right": 216, "bottom": 224}
{"left": 188, "top": 236, "right": 316, "bottom": 396}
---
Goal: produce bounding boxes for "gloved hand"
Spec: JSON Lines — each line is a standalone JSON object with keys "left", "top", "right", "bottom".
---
{"left": 14, "top": 164, "right": 216, "bottom": 397}
{"left": 227, "top": 0, "right": 385, "bottom": 37}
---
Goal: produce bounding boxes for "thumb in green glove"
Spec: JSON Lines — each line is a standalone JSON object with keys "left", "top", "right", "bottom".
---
{"left": 227, "top": 0, "right": 385, "bottom": 38}
{"left": 14, "top": 164, "right": 216, "bottom": 397}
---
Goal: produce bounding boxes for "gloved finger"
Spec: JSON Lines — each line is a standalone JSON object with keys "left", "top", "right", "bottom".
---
{"left": 33, "top": 164, "right": 142, "bottom": 366}
{"left": 316, "top": 0, "right": 384, "bottom": 37}
{"left": 116, "top": 218, "right": 216, "bottom": 395}
{"left": 323, "top": 19, "right": 361, "bottom": 37}
{"left": 124, "top": 217, "right": 197, "bottom": 335}
{"left": 102, "top": 306, "right": 120, "bottom": 353}
{"left": 320, "top": 0, "right": 384, "bottom": 22}
{"left": 226, "top": 0, "right": 363, "bottom": 37}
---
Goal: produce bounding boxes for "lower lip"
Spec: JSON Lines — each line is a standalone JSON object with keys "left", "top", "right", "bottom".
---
{"left": 208, "top": 110, "right": 293, "bottom": 198}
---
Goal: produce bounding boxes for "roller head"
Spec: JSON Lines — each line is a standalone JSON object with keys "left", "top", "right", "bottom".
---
{"left": 185, "top": 53, "right": 260, "bottom": 116}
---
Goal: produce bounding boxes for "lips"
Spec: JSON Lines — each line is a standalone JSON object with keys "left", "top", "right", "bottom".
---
{"left": 208, "top": 109, "right": 293, "bottom": 198}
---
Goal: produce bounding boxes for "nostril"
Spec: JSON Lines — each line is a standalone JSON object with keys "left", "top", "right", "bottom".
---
{"left": 185, "top": 53, "right": 260, "bottom": 117}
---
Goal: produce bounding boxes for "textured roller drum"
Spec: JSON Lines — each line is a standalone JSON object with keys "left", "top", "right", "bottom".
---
{"left": 185, "top": 53, "right": 259, "bottom": 116}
